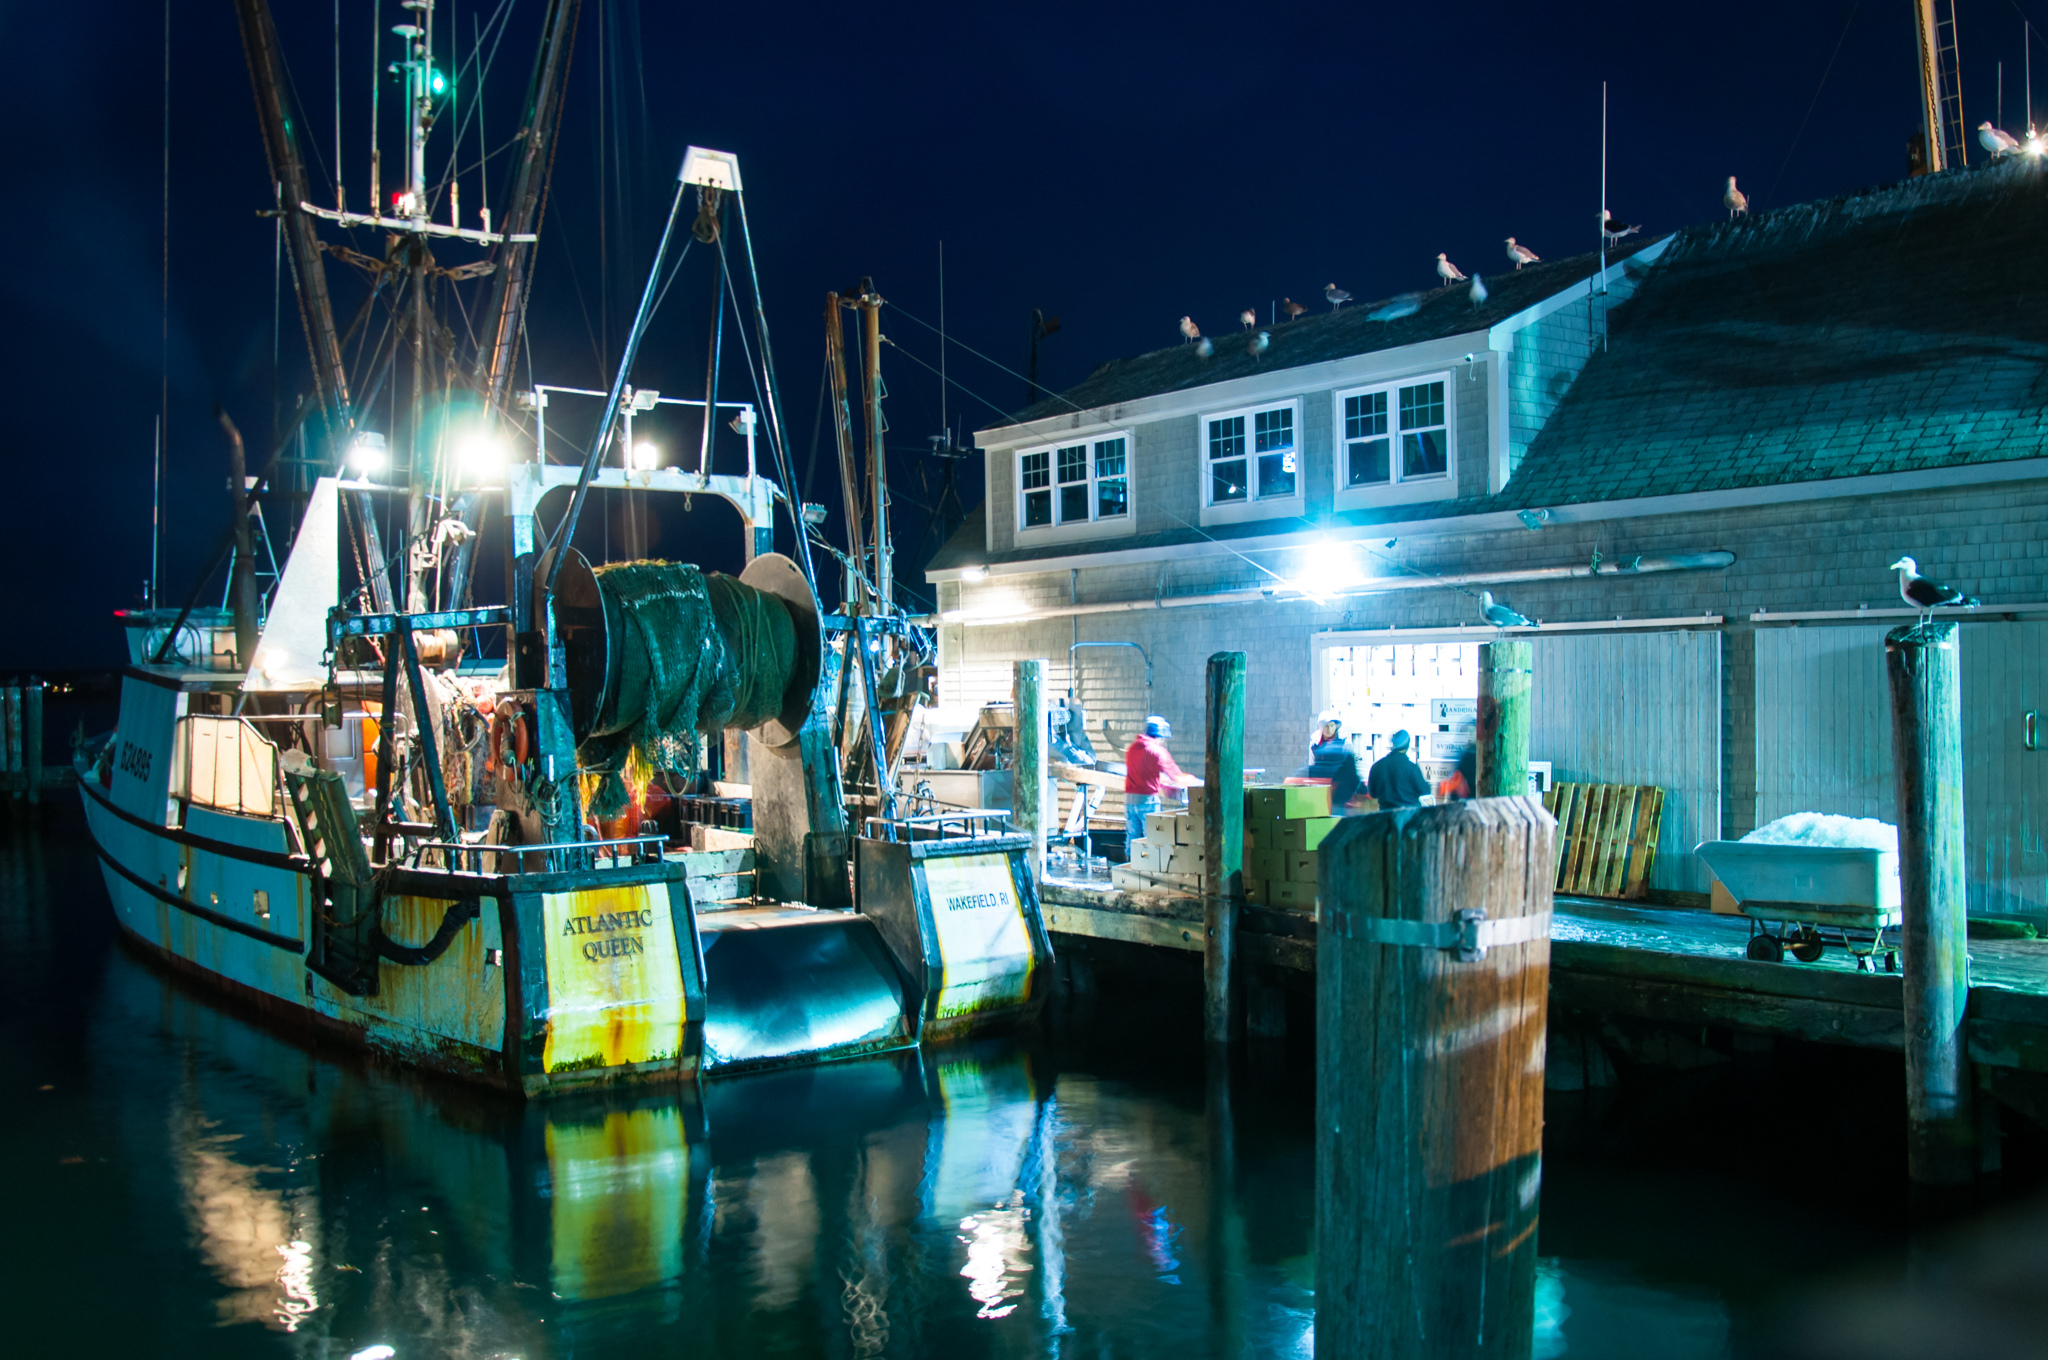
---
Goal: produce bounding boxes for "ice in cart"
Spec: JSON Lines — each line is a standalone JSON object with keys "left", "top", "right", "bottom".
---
{"left": 1695, "top": 814, "right": 1902, "bottom": 971}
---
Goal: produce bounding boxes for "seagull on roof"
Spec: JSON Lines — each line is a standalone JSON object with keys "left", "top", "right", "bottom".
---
{"left": 1239, "top": 308, "right": 1257, "bottom": 331}
{"left": 1435, "top": 253, "right": 1467, "bottom": 285}
{"left": 1505, "top": 237, "right": 1539, "bottom": 269}
{"left": 1724, "top": 176, "right": 1748, "bottom": 217}
{"left": 1282, "top": 297, "right": 1307, "bottom": 322}
{"left": 1479, "top": 591, "right": 1533, "bottom": 630}
{"left": 1325, "top": 283, "right": 1352, "bottom": 309}
{"left": 1598, "top": 209, "right": 1641, "bottom": 243}
{"left": 1195, "top": 336, "right": 1214, "bottom": 357}
{"left": 1247, "top": 329, "right": 1270, "bottom": 361}
{"left": 1890, "top": 557, "right": 1980, "bottom": 621}
{"left": 1179, "top": 316, "right": 1200, "bottom": 343}
{"left": 1468, "top": 273, "right": 1488, "bottom": 309}
{"left": 1979, "top": 121, "right": 2023, "bottom": 156}
{"left": 1368, "top": 292, "right": 1424, "bottom": 322}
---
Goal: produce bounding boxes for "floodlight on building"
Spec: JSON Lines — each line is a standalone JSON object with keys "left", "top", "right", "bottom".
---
{"left": 960, "top": 566, "right": 988, "bottom": 582}
{"left": 1518, "top": 508, "right": 1552, "bottom": 531}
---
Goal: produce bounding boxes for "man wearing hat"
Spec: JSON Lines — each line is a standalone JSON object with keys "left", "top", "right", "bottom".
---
{"left": 1365, "top": 729, "right": 1430, "bottom": 809}
{"left": 1298, "top": 709, "right": 1364, "bottom": 813}
{"left": 1122, "top": 716, "right": 1186, "bottom": 845}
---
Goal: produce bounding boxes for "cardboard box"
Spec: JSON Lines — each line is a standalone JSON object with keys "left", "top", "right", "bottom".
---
{"left": 1249, "top": 847, "right": 1287, "bottom": 883}
{"left": 1250, "top": 784, "right": 1331, "bottom": 821}
{"left": 1270, "top": 880, "right": 1317, "bottom": 908}
{"left": 1287, "top": 852, "right": 1320, "bottom": 883}
{"left": 1710, "top": 877, "right": 1742, "bottom": 916}
{"left": 1244, "top": 876, "right": 1269, "bottom": 904}
{"left": 1175, "top": 815, "right": 1198, "bottom": 848}
{"left": 1145, "top": 811, "right": 1182, "bottom": 843}
{"left": 1281, "top": 816, "right": 1340, "bottom": 851}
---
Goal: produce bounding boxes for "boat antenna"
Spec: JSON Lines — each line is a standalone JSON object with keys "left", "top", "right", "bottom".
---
{"left": 158, "top": 0, "right": 170, "bottom": 612}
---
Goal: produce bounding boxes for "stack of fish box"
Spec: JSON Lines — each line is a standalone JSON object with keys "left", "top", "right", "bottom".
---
{"left": 1243, "top": 784, "right": 1334, "bottom": 910}
{"left": 1112, "top": 784, "right": 1335, "bottom": 910}
{"left": 1112, "top": 805, "right": 1203, "bottom": 893}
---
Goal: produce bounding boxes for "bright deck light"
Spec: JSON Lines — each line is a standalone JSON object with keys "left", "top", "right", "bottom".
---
{"left": 348, "top": 432, "right": 388, "bottom": 476}
{"left": 632, "top": 441, "right": 659, "bottom": 471}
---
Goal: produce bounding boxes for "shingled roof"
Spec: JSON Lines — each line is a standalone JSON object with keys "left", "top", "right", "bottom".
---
{"left": 990, "top": 238, "right": 1663, "bottom": 430}
{"left": 932, "top": 161, "right": 2048, "bottom": 576}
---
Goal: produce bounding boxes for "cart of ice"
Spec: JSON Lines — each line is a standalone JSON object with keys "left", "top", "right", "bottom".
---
{"left": 1694, "top": 814, "right": 1902, "bottom": 924}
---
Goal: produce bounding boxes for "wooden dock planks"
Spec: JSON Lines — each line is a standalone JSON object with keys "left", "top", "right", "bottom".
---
{"left": 1540, "top": 783, "right": 1663, "bottom": 900}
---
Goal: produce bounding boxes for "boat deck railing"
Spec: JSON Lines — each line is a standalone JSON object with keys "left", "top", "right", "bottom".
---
{"left": 861, "top": 809, "right": 1018, "bottom": 844}
{"left": 407, "top": 834, "right": 668, "bottom": 874}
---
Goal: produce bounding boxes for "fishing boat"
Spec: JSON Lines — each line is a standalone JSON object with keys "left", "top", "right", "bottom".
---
{"left": 80, "top": 0, "right": 1050, "bottom": 1096}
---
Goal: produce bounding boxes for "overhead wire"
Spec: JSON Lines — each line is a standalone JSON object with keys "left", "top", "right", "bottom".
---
{"left": 886, "top": 300, "right": 1091, "bottom": 416}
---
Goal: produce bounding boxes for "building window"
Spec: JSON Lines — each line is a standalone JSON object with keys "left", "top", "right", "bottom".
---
{"left": 1016, "top": 431, "right": 1133, "bottom": 534}
{"left": 1202, "top": 401, "right": 1301, "bottom": 516}
{"left": 1335, "top": 375, "right": 1453, "bottom": 507}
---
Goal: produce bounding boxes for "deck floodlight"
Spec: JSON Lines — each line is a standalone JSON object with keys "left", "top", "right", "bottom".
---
{"left": 801, "top": 502, "right": 829, "bottom": 526}
{"left": 632, "top": 441, "right": 660, "bottom": 471}
{"left": 628, "top": 387, "right": 662, "bottom": 413}
{"left": 458, "top": 430, "right": 507, "bottom": 481}
{"left": 348, "top": 432, "right": 389, "bottom": 477}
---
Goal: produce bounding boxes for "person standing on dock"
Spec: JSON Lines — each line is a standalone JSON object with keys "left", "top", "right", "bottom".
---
{"left": 1299, "top": 709, "right": 1364, "bottom": 813}
{"left": 1365, "top": 729, "right": 1430, "bottom": 809}
{"left": 1123, "top": 717, "right": 1185, "bottom": 845}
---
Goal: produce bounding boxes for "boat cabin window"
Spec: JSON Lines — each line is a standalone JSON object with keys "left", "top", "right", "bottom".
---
{"left": 173, "top": 715, "right": 281, "bottom": 818}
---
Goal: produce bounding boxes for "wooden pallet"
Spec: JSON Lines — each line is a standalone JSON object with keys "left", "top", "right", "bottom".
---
{"left": 1541, "top": 783, "right": 1664, "bottom": 899}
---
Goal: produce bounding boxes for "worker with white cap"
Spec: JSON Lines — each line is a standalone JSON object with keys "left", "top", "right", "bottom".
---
{"left": 1297, "top": 708, "right": 1364, "bottom": 812}
{"left": 1122, "top": 716, "right": 1186, "bottom": 846}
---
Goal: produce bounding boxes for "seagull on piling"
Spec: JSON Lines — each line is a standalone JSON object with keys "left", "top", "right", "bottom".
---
{"left": 1724, "top": 176, "right": 1748, "bottom": 217}
{"left": 1890, "top": 556, "right": 1980, "bottom": 622}
{"left": 1325, "top": 283, "right": 1352, "bottom": 309}
{"left": 1979, "top": 121, "right": 2024, "bottom": 156}
{"left": 1479, "top": 591, "right": 1533, "bottom": 630}
{"left": 1598, "top": 209, "right": 1641, "bottom": 243}
{"left": 1469, "top": 273, "right": 1488, "bottom": 309}
{"left": 1179, "top": 316, "right": 1201, "bottom": 344}
{"left": 1282, "top": 297, "right": 1307, "bottom": 321}
{"left": 1247, "top": 329, "right": 1270, "bottom": 361}
{"left": 1436, "top": 253, "right": 1467, "bottom": 284}
{"left": 1505, "top": 237, "right": 1539, "bottom": 269}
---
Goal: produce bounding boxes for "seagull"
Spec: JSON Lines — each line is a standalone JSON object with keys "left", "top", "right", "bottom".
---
{"left": 1239, "top": 308, "right": 1256, "bottom": 331}
{"left": 1325, "top": 283, "right": 1352, "bottom": 309}
{"left": 1505, "top": 237, "right": 1539, "bottom": 269}
{"left": 1724, "top": 176, "right": 1748, "bottom": 218}
{"left": 1247, "top": 329, "right": 1269, "bottom": 361}
{"left": 1890, "top": 556, "right": 1981, "bottom": 622}
{"left": 1979, "top": 121, "right": 2023, "bottom": 156}
{"left": 1468, "top": 272, "right": 1488, "bottom": 309}
{"left": 1179, "top": 316, "right": 1200, "bottom": 343}
{"left": 1597, "top": 209, "right": 1641, "bottom": 243}
{"left": 1282, "top": 297, "right": 1307, "bottom": 321}
{"left": 1479, "top": 591, "right": 1533, "bottom": 630}
{"left": 1195, "top": 336, "right": 1214, "bottom": 357}
{"left": 1368, "top": 292, "right": 1424, "bottom": 322}
{"left": 1436, "top": 253, "right": 1467, "bottom": 284}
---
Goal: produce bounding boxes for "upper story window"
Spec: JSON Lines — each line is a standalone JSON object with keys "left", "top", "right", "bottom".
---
{"left": 1200, "top": 399, "right": 1303, "bottom": 524}
{"left": 1017, "top": 432, "right": 1132, "bottom": 536}
{"left": 1333, "top": 375, "right": 1453, "bottom": 510}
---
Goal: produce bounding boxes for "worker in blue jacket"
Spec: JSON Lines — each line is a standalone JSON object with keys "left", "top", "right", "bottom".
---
{"left": 1365, "top": 729, "right": 1431, "bottom": 809}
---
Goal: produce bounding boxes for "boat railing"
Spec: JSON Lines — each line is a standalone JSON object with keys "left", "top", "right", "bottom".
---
{"left": 407, "top": 834, "right": 668, "bottom": 874}
{"left": 861, "top": 809, "right": 1017, "bottom": 844}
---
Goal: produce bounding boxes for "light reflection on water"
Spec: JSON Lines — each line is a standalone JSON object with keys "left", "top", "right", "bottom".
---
{"left": 2, "top": 806, "right": 1860, "bottom": 1358}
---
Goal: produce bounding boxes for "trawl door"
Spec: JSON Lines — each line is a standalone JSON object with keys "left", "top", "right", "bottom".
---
{"left": 1529, "top": 631, "right": 1721, "bottom": 892}
{"left": 1755, "top": 622, "right": 2048, "bottom": 919}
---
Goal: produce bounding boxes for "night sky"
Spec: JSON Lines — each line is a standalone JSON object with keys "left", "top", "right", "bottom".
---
{"left": 0, "top": 0, "right": 2026, "bottom": 670}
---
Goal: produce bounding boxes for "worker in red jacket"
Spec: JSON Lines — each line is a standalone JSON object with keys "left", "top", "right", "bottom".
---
{"left": 1123, "top": 716, "right": 1185, "bottom": 845}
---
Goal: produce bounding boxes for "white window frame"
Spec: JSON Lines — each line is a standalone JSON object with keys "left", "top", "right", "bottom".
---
{"left": 1197, "top": 397, "right": 1304, "bottom": 526}
{"left": 1331, "top": 372, "right": 1457, "bottom": 511}
{"left": 1013, "top": 429, "right": 1136, "bottom": 544}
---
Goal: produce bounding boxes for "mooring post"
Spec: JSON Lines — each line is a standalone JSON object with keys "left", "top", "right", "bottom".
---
{"left": 1477, "top": 640, "right": 1532, "bottom": 798}
{"left": 1885, "top": 621, "right": 1975, "bottom": 1188}
{"left": 1013, "top": 659, "right": 1048, "bottom": 883}
{"left": 1203, "top": 652, "right": 1246, "bottom": 1044}
{"left": 2, "top": 681, "right": 19, "bottom": 795}
{"left": 25, "top": 677, "right": 42, "bottom": 805}
{"left": 1317, "top": 798, "right": 1556, "bottom": 1359}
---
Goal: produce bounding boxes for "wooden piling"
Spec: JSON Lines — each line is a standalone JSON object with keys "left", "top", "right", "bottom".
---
{"left": 1477, "top": 640, "right": 1532, "bottom": 798}
{"left": 1885, "top": 621, "right": 1976, "bottom": 1187}
{"left": 24, "top": 678, "right": 42, "bottom": 804}
{"left": 1013, "top": 659, "right": 1047, "bottom": 883}
{"left": 1317, "top": 797, "right": 1556, "bottom": 1359}
{"left": 1204, "top": 652, "right": 1246, "bottom": 1044}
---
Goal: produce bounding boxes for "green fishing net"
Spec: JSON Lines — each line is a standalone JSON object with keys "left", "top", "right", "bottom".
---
{"left": 578, "top": 561, "right": 796, "bottom": 818}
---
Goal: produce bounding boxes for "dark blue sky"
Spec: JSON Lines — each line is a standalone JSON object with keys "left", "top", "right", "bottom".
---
{"left": 2, "top": 0, "right": 2031, "bottom": 668}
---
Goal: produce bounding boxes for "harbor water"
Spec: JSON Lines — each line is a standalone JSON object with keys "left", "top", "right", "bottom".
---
{"left": 0, "top": 799, "right": 1941, "bottom": 1358}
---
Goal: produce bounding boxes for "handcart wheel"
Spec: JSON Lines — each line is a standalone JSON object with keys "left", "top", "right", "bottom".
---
{"left": 1747, "top": 933, "right": 1785, "bottom": 963}
{"left": 1885, "top": 950, "right": 1899, "bottom": 973}
{"left": 1790, "top": 927, "right": 1825, "bottom": 964}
